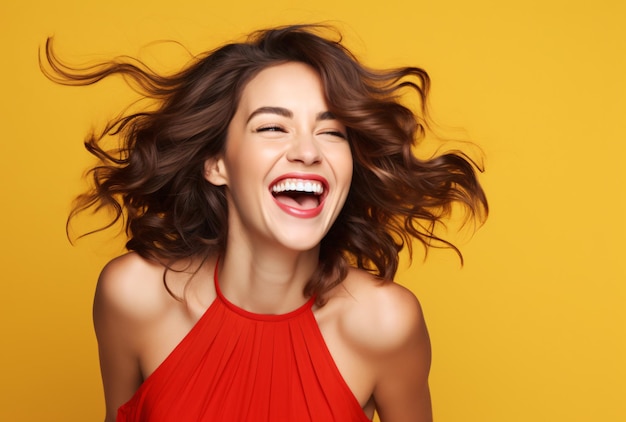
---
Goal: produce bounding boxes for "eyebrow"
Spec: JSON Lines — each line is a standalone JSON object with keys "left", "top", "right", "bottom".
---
{"left": 246, "top": 107, "right": 338, "bottom": 123}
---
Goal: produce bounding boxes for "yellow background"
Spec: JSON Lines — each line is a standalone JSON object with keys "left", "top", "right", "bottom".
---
{"left": 1, "top": 1, "right": 624, "bottom": 421}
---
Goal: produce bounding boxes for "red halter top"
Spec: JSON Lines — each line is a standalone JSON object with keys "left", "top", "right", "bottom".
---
{"left": 116, "top": 265, "right": 370, "bottom": 421}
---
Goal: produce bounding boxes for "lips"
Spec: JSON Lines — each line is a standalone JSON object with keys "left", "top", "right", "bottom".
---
{"left": 269, "top": 175, "right": 328, "bottom": 218}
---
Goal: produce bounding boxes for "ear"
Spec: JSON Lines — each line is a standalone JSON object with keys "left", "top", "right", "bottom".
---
{"left": 203, "top": 157, "right": 228, "bottom": 186}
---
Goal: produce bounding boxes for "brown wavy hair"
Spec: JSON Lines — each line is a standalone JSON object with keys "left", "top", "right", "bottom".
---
{"left": 42, "top": 24, "right": 488, "bottom": 301}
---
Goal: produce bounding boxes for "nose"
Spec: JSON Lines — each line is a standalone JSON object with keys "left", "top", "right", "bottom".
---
{"left": 286, "top": 134, "right": 322, "bottom": 165}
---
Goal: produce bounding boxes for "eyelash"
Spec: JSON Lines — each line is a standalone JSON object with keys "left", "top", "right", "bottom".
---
{"left": 256, "top": 125, "right": 285, "bottom": 133}
{"left": 323, "top": 130, "right": 347, "bottom": 139}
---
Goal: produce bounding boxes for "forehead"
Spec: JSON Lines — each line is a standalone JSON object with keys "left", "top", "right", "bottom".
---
{"left": 237, "top": 62, "right": 326, "bottom": 110}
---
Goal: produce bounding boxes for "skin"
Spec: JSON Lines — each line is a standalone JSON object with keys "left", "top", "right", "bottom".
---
{"left": 94, "top": 62, "right": 432, "bottom": 422}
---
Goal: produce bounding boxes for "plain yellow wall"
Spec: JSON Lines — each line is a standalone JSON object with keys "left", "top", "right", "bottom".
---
{"left": 1, "top": 1, "right": 624, "bottom": 421}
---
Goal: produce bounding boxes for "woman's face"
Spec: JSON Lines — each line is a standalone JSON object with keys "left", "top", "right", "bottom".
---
{"left": 206, "top": 62, "right": 353, "bottom": 252}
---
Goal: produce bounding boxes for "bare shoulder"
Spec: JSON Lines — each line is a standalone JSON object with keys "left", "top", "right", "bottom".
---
{"left": 94, "top": 253, "right": 189, "bottom": 420}
{"left": 335, "top": 269, "right": 433, "bottom": 421}
{"left": 94, "top": 252, "right": 170, "bottom": 323}
{"left": 336, "top": 268, "right": 428, "bottom": 354}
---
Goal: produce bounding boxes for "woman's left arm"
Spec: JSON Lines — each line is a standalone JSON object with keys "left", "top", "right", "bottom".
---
{"left": 371, "top": 285, "right": 433, "bottom": 422}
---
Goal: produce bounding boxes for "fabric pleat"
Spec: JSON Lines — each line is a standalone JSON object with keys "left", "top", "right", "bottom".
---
{"left": 117, "top": 281, "right": 370, "bottom": 422}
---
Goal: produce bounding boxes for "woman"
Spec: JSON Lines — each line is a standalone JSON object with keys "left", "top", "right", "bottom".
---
{"left": 44, "top": 25, "right": 487, "bottom": 421}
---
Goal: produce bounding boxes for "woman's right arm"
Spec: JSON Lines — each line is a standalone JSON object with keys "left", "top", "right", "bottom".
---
{"left": 93, "top": 254, "right": 153, "bottom": 422}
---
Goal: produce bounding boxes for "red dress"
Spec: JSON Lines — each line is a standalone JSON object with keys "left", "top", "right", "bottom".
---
{"left": 117, "top": 271, "right": 371, "bottom": 422}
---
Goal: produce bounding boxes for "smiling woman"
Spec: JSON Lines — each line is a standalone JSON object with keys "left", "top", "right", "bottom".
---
{"left": 204, "top": 62, "right": 353, "bottom": 248}
{"left": 41, "top": 24, "right": 487, "bottom": 422}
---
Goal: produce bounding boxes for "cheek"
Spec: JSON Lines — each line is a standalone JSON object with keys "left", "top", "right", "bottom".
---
{"left": 336, "top": 146, "right": 354, "bottom": 187}
{"left": 222, "top": 137, "right": 259, "bottom": 178}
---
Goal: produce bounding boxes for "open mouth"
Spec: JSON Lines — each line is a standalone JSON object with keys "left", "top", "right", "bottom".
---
{"left": 270, "top": 178, "right": 325, "bottom": 210}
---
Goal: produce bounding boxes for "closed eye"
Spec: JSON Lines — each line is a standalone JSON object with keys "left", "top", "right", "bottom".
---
{"left": 256, "top": 125, "right": 286, "bottom": 133}
{"left": 321, "top": 130, "right": 347, "bottom": 139}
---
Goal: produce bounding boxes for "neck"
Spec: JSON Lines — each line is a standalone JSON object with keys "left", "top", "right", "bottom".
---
{"left": 218, "top": 242, "right": 319, "bottom": 314}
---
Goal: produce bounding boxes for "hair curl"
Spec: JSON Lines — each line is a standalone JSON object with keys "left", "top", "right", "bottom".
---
{"left": 42, "top": 24, "right": 488, "bottom": 302}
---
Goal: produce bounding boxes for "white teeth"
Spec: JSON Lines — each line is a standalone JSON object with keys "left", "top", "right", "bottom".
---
{"left": 271, "top": 178, "right": 324, "bottom": 195}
